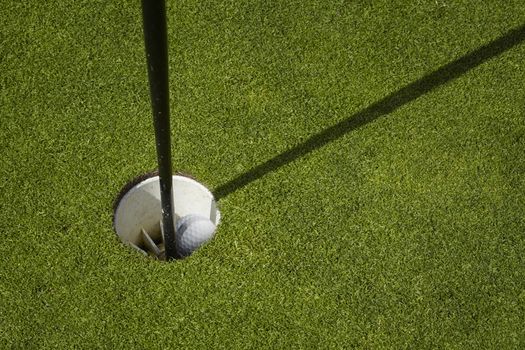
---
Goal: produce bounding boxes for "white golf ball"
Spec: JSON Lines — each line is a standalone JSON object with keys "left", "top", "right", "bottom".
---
{"left": 175, "top": 214, "right": 216, "bottom": 257}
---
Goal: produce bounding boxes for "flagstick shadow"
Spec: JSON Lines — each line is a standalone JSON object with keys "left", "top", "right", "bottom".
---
{"left": 214, "top": 24, "right": 525, "bottom": 200}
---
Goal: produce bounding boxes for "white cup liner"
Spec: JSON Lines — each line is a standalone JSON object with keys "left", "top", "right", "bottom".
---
{"left": 113, "top": 174, "right": 220, "bottom": 255}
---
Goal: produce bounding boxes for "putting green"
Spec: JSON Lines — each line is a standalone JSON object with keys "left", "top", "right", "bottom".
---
{"left": 1, "top": 0, "right": 524, "bottom": 348}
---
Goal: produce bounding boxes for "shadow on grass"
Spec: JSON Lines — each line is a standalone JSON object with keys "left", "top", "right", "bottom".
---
{"left": 214, "top": 24, "right": 525, "bottom": 200}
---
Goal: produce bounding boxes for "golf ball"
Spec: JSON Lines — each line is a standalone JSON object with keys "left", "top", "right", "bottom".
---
{"left": 175, "top": 214, "right": 216, "bottom": 257}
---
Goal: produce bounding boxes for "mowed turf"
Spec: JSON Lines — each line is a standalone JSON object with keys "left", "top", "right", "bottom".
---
{"left": 1, "top": 0, "right": 525, "bottom": 348}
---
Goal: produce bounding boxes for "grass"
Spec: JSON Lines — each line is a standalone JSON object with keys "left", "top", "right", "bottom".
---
{"left": 1, "top": 0, "right": 525, "bottom": 348}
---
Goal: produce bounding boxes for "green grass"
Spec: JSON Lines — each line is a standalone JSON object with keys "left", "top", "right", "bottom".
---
{"left": 1, "top": 0, "right": 525, "bottom": 348}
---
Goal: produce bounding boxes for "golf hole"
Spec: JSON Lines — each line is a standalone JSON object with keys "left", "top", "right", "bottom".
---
{"left": 113, "top": 173, "right": 220, "bottom": 260}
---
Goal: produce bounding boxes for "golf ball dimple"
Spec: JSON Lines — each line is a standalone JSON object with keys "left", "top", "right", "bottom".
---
{"left": 175, "top": 214, "right": 216, "bottom": 257}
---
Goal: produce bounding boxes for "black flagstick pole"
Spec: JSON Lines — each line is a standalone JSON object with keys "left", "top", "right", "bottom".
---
{"left": 141, "top": 0, "right": 177, "bottom": 260}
